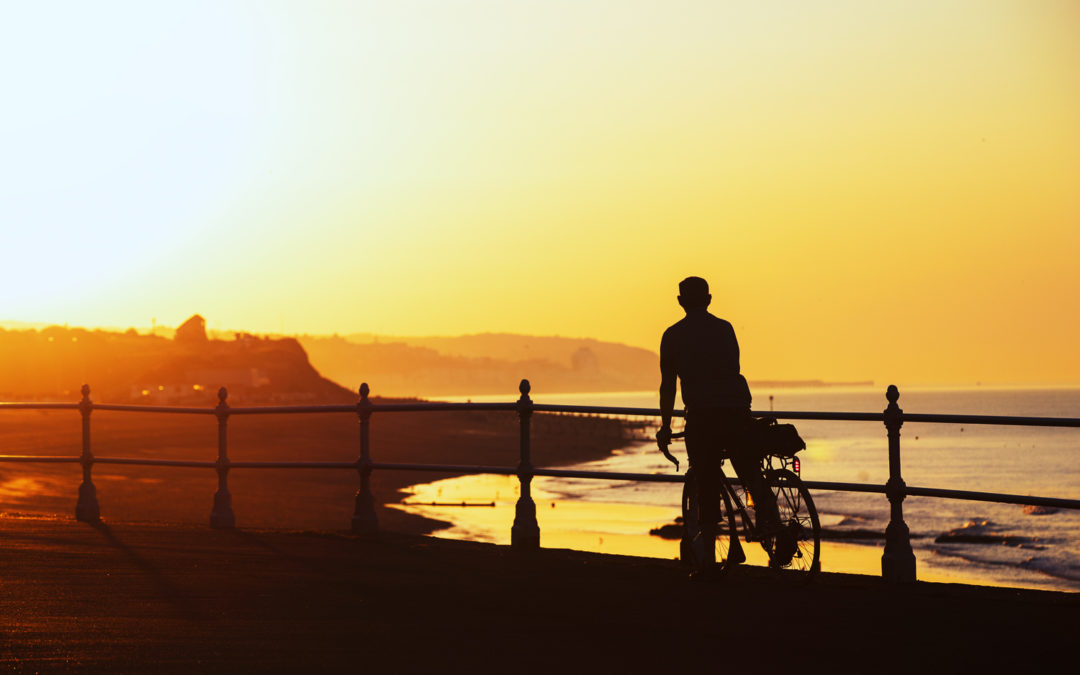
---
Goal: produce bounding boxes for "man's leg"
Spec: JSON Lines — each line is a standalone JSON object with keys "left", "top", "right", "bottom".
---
{"left": 698, "top": 461, "right": 719, "bottom": 565}
{"left": 725, "top": 411, "right": 781, "bottom": 533}
{"left": 726, "top": 415, "right": 796, "bottom": 566}
{"left": 685, "top": 415, "right": 721, "bottom": 567}
{"left": 729, "top": 449, "right": 779, "bottom": 532}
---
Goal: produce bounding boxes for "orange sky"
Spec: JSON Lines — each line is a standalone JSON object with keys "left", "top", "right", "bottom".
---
{"left": 2, "top": 1, "right": 1078, "bottom": 386}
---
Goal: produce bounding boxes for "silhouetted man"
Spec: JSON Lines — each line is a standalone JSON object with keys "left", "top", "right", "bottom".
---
{"left": 656, "top": 277, "right": 780, "bottom": 569}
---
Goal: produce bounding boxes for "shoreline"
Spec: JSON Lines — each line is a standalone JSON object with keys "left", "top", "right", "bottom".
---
{"left": 386, "top": 451, "right": 1080, "bottom": 593}
{"left": 391, "top": 481, "right": 1079, "bottom": 593}
{"left": 3, "top": 395, "right": 1075, "bottom": 593}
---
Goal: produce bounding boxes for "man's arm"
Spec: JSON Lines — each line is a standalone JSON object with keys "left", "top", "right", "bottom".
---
{"left": 727, "top": 320, "right": 741, "bottom": 374}
{"left": 659, "top": 373, "right": 676, "bottom": 434}
{"left": 659, "top": 330, "right": 677, "bottom": 428}
{"left": 657, "top": 331, "right": 678, "bottom": 468}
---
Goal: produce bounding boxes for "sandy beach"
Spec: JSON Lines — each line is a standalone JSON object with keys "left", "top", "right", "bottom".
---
{"left": 0, "top": 405, "right": 626, "bottom": 536}
{"left": 2, "top": 402, "right": 1073, "bottom": 591}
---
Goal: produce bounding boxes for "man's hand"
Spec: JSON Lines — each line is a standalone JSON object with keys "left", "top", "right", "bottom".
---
{"left": 661, "top": 447, "right": 680, "bottom": 471}
{"left": 656, "top": 426, "right": 679, "bottom": 471}
{"left": 656, "top": 426, "right": 672, "bottom": 448}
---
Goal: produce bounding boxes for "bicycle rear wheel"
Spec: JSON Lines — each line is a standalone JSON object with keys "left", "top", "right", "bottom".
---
{"left": 764, "top": 468, "right": 821, "bottom": 581}
{"left": 681, "top": 468, "right": 738, "bottom": 575}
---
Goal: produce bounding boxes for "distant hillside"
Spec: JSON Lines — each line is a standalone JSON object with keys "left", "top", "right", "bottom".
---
{"left": 0, "top": 316, "right": 353, "bottom": 404}
{"left": 340, "top": 333, "right": 657, "bottom": 365}
{"left": 0, "top": 319, "right": 866, "bottom": 403}
{"left": 300, "top": 332, "right": 870, "bottom": 398}
{"left": 299, "top": 333, "right": 660, "bottom": 397}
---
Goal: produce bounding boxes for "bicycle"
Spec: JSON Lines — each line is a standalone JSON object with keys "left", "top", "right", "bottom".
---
{"left": 669, "top": 426, "right": 821, "bottom": 582}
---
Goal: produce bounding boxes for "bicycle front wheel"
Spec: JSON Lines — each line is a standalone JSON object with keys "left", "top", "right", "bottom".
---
{"left": 765, "top": 468, "right": 821, "bottom": 581}
{"left": 681, "top": 468, "right": 738, "bottom": 575}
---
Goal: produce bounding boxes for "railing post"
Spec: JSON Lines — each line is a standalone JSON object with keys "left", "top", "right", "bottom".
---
{"left": 881, "top": 384, "right": 916, "bottom": 583}
{"left": 511, "top": 379, "right": 540, "bottom": 548}
{"left": 352, "top": 383, "right": 379, "bottom": 533}
{"left": 75, "top": 384, "right": 100, "bottom": 522}
{"left": 210, "top": 387, "right": 235, "bottom": 528}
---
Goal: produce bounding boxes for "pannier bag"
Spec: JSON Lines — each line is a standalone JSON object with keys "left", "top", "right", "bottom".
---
{"left": 753, "top": 416, "right": 806, "bottom": 458}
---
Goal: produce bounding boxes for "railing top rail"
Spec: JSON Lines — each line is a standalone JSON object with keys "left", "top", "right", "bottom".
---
{"left": 900, "top": 412, "right": 1080, "bottom": 428}
{"left": 533, "top": 404, "right": 1080, "bottom": 428}
{"left": 0, "top": 402, "right": 79, "bottom": 411}
{"left": 531, "top": 403, "right": 681, "bottom": 416}
{"left": 3, "top": 396, "right": 1079, "bottom": 428}
{"left": 93, "top": 403, "right": 216, "bottom": 415}
{"left": 228, "top": 405, "right": 358, "bottom": 415}
{"left": 754, "top": 409, "right": 881, "bottom": 422}
{"left": 364, "top": 402, "right": 520, "bottom": 413}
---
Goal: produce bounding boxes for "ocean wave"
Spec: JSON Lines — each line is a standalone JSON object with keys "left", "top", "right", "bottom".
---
{"left": 934, "top": 519, "right": 1047, "bottom": 549}
{"left": 836, "top": 515, "right": 872, "bottom": 527}
{"left": 931, "top": 546, "right": 1080, "bottom": 585}
{"left": 820, "top": 528, "right": 885, "bottom": 541}
{"left": 1017, "top": 556, "right": 1080, "bottom": 583}
{"left": 1023, "top": 505, "right": 1060, "bottom": 516}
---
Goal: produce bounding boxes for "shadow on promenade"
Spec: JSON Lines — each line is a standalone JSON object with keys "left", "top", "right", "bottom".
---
{"left": 1, "top": 515, "right": 1074, "bottom": 672}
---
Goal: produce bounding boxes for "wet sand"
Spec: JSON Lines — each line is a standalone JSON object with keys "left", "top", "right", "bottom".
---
{"left": 1, "top": 515, "right": 1074, "bottom": 672}
{"left": 394, "top": 469, "right": 1074, "bottom": 590}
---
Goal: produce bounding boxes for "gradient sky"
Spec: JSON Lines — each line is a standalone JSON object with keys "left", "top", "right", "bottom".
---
{"left": 2, "top": 1, "right": 1077, "bottom": 386}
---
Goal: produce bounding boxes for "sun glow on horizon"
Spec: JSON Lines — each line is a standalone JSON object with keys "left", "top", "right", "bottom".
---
{"left": 2, "top": 1, "right": 1078, "bottom": 386}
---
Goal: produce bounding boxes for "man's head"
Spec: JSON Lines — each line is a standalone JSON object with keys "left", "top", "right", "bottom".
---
{"left": 677, "top": 276, "right": 711, "bottom": 311}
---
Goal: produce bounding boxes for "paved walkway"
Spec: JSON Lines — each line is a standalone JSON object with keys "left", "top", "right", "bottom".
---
{"left": 1, "top": 516, "right": 1074, "bottom": 672}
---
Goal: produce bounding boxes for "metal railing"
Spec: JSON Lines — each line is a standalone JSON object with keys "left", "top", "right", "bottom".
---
{"left": 2, "top": 380, "right": 1078, "bottom": 583}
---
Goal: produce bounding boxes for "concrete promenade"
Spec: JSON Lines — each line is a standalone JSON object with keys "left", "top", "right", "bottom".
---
{"left": 1, "top": 515, "right": 1075, "bottom": 673}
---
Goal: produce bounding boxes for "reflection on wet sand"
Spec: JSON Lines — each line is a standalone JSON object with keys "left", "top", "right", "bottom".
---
{"left": 0, "top": 477, "right": 61, "bottom": 502}
{"left": 395, "top": 474, "right": 1027, "bottom": 588}
{"left": 396, "top": 474, "right": 681, "bottom": 559}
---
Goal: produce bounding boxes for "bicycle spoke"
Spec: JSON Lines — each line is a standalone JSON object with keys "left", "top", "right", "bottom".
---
{"left": 760, "top": 468, "right": 821, "bottom": 578}
{"left": 681, "top": 469, "right": 739, "bottom": 575}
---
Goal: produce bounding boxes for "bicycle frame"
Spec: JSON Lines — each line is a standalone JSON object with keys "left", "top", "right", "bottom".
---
{"left": 716, "top": 463, "right": 757, "bottom": 541}
{"left": 711, "top": 453, "right": 800, "bottom": 544}
{"left": 674, "top": 423, "right": 820, "bottom": 577}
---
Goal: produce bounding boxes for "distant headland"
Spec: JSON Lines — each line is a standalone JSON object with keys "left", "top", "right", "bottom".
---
{"left": 0, "top": 318, "right": 869, "bottom": 401}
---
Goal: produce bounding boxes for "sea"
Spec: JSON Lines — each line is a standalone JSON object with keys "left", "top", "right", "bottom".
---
{"left": 394, "top": 386, "right": 1080, "bottom": 593}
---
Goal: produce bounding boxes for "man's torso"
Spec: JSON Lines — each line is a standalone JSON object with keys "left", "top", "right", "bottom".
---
{"left": 660, "top": 310, "right": 751, "bottom": 410}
